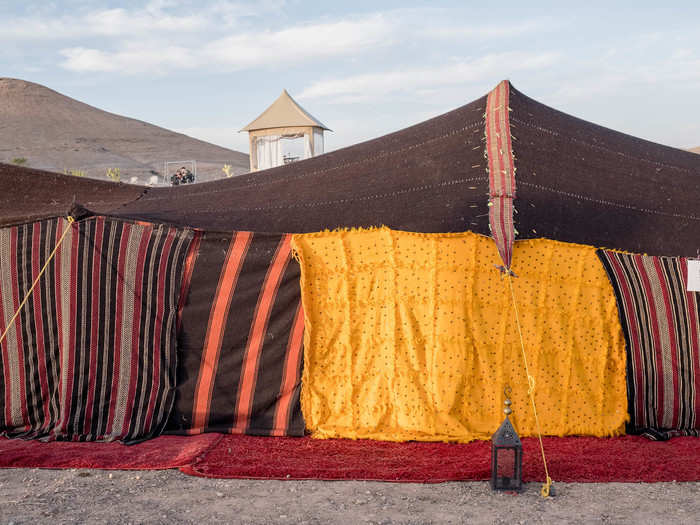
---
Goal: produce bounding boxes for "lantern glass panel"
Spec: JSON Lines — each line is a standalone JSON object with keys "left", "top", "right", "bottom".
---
{"left": 492, "top": 445, "right": 522, "bottom": 491}
{"left": 497, "top": 447, "right": 515, "bottom": 482}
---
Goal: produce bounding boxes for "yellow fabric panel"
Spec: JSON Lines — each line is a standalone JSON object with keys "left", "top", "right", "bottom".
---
{"left": 292, "top": 228, "right": 628, "bottom": 442}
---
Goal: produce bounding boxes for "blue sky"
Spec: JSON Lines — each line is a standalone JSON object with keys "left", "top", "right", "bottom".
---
{"left": 2, "top": 1, "right": 699, "bottom": 153}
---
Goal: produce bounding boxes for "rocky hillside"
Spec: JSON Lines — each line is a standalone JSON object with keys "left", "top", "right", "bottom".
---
{"left": 0, "top": 78, "right": 248, "bottom": 183}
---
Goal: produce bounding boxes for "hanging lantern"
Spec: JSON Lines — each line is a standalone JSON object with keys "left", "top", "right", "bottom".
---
{"left": 491, "top": 386, "right": 523, "bottom": 492}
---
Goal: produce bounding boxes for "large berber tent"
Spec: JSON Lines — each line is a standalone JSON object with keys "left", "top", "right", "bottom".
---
{"left": 0, "top": 81, "right": 698, "bottom": 476}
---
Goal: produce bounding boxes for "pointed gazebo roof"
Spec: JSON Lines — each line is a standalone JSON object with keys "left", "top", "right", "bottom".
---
{"left": 241, "top": 90, "right": 331, "bottom": 132}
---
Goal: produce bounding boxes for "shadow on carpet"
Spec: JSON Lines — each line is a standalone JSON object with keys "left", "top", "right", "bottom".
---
{"left": 0, "top": 434, "right": 222, "bottom": 470}
{"left": 179, "top": 434, "right": 700, "bottom": 483}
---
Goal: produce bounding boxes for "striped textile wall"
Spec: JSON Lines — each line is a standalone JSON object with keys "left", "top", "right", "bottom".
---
{"left": 167, "top": 230, "right": 305, "bottom": 437}
{"left": 0, "top": 219, "right": 63, "bottom": 439}
{"left": 0, "top": 217, "right": 192, "bottom": 442}
{"left": 598, "top": 250, "right": 700, "bottom": 439}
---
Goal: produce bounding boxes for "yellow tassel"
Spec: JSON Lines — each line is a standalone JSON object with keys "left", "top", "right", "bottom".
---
{"left": 541, "top": 477, "right": 553, "bottom": 498}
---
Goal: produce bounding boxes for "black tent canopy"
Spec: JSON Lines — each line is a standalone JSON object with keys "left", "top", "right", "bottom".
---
{"left": 2, "top": 82, "right": 698, "bottom": 256}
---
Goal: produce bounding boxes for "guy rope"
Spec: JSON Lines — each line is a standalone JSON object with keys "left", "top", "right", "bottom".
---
{"left": 0, "top": 216, "right": 75, "bottom": 347}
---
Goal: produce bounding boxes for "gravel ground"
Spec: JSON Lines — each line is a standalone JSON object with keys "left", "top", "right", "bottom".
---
{"left": 1, "top": 469, "right": 698, "bottom": 524}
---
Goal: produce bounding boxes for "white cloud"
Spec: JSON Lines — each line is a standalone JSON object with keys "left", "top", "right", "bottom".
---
{"left": 60, "top": 48, "right": 116, "bottom": 72}
{"left": 203, "top": 14, "right": 394, "bottom": 70}
{"left": 298, "top": 52, "right": 561, "bottom": 102}
{"left": 61, "top": 45, "right": 197, "bottom": 73}
{"left": 419, "top": 19, "right": 552, "bottom": 40}
{"left": 60, "top": 13, "right": 395, "bottom": 73}
{"left": 549, "top": 46, "right": 700, "bottom": 105}
{"left": 81, "top": 7, "right": 208, "bottom": 35}
{"left": 2, "top": 6, "right": 207, "bottom": 41}
{"left": 3, "top": 4, "right": 553, "bottom": 76}
{"left": 1, "top": 1, "right": 280, "bottom": 41}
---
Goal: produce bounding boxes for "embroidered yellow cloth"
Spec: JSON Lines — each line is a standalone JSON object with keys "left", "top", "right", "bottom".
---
{"left": 291, "top": 228, "right": 628, "bottom": 442}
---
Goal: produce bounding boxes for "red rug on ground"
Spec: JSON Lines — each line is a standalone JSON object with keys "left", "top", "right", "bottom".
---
{"left": 180, "top": 434, "right": 700, "bottom": 483}
{"left": 0, "top": 434, "right": 221, "bottom": 470}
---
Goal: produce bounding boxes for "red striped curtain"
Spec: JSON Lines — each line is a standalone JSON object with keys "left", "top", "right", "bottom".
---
{"left": 0, "top": 217, "right": 192, "bottom": 442}
{"left": 598, "top": 250, "right": 700, "bottom": 439}
{"left": 167, "top": 230, "right": 305, "bottom": 437}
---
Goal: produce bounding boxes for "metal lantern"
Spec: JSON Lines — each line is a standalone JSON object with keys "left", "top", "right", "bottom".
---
{"left": 491, "top": 387, "right": 523, "bottom": 492}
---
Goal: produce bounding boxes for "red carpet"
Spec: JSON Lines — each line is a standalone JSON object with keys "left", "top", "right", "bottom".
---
{"left": 180, "top": 435, "right": 700, "bottom": 483}
{"left": 0, "top": 434, "right": 221, "bottom": 470}
{"left": 2, "top": 433, "right": 697, "bottom": 481}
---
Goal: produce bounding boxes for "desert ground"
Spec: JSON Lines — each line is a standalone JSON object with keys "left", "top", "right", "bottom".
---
{"left": 1, "top": 468, "right": 698, "bottom": 524}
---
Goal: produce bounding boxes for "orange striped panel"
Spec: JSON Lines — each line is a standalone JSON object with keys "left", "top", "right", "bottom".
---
{"left": 233, "top": 235, "right": 292, "bottom": 432}
{"left": 191, "top": 231, "right": 252, "bottom": 432}
{"left": 271, "top": 303, "right": 305, "bottom": 436}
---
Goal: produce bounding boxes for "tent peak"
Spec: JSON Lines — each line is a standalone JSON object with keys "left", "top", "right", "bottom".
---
{"left": 240, "top": 89, "right": 331, "bottom": 132}
{"left": 491, "top": 79, "right": 514, "bottom": 92}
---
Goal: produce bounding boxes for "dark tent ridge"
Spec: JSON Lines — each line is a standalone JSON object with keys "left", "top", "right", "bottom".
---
{"left": 509, "top": 86, "right": 700, "bottom": 258}
{"left": 2, "top": 81, "right": 698, "bottom": 255}
{"left": 0, "top": 163, "right": 145, "bottom": 227}
{"left": 107, "top": 92, "right": 491, "bottom": 235}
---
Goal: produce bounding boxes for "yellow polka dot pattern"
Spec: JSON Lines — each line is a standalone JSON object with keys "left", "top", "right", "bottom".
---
{"left": 291, "top": 228, "right": 628, "bottom": 442}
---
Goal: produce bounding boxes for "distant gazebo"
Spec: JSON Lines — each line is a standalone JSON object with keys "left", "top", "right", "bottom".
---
{"left": 241, "top": 90, "right": 331, "bottom": 172}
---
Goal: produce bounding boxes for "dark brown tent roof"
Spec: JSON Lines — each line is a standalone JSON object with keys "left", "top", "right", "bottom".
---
{"left": 0, "top": 163, "right": 145, "bottom": 227}
{"left": 113, "top": 92, "right": 490, "bottom": 234}
{"left": 2, "top": 82, "right": 698, "bottom": 256}
{"left": 509, "top": 86, "right": 699, "bottom": 257}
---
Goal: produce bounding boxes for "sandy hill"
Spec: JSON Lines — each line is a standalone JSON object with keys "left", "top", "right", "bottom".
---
{"left": 690, "top": 146, "right": 700, "bottom": 154}
{"left": 0, "top": 78, "right": 248, "bottom": 183}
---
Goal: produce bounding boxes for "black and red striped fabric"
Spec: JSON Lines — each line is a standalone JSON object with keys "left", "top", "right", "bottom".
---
{"left": 0, "top": 217, "right": 192, "bottom": 442}
{"left": 167, "top": 230, "right": 305, "bottom": 437}
{"left": 485, "top": 80, "right": 516, "bottom": 271}
{"left": 598, "top": 250, "right": 700, "bottom": 439}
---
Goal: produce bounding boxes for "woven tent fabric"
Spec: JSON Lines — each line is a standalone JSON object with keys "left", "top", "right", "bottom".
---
{"left": 507, "top": 86, "right": 700, "bottom": 257}
{"left": 2, "top": 80, "right": 699, "bottom": 256}
{"left": 100, "top": 96, "right": 490, "bottom": 235}
{"left": 0, "top": 217, "right": 192, "bottom": 442}
{"left": 485, "top": 80, "right": 516, "bottom": 270}
{"left": 598, "top": 250, "right": 700, "bottom": 439}
{"left": 0, "top": 77, "right": 698, "bottom": 454}
{"left": 167, "top": 230, "right": 305, "bottom": 437}
{"left": 90, "top": 84, "right": 699, "bottom": 257}
{"left": 292, "top": 228, "right": 628, "bottom": 442}
{"left": 0, "top": 219, "right": 63, "bottom": 439}
{"left": 0, "top": 163, "right": 145, "bottom": 229}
